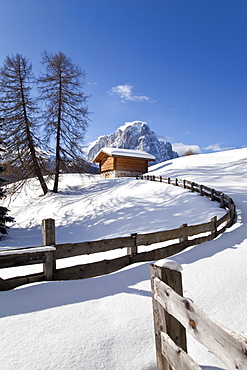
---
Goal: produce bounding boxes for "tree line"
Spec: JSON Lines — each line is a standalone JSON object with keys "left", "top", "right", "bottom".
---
{"left": 0, "top": 52, "right": 90, "bottom": 236}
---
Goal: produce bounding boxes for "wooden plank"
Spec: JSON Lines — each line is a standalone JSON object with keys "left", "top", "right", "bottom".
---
{"left": 176, "top": 179, "right": 184, "bottom": 187}
{"left": 101, "top": 156, "right": 114, "bottom": 172}
{"left": 201, "top": 184, "right": 211, "bottom": 194}
{"left": 55, "top": 236, "right": 134, "bottom": 259}
{"left": 217, "top": 211, "right": 231, "bottom": 227}
{"left": 1, "top": 273, "right": 45, "bottom": 290}
{"left": 0, "top": 246, "right": 56, "bottom": 256}
{"left": 0, "top": 277, "right": 15, "bottom": 291}
{"left": 154, "top": 277, "right": 247, "bottom": 370}
{"left": 224, "top": 194, "right": 233, "bottom": 205}
{"left": 186, "top": 221, "right": 215, "bottom": 236}
{"left": 115, "top": 157, "right": 147, "bottom": 172}
{"left": 131, "top": 234, "right": 215, "bottom": 265}
{"left": 136, "top": 221, "right": 214, "bottom": 246}
{"left": 150, "top": 264, "right": 187, "bottom": 370}
{"left": 132, "top": 238, "right": 191, "bottom": 265}
{"left": 54, "top": 255, "right": 131, "bottom": 280}
{"left": 0, "top": 247, "right": 55, "bottom": 269}
{"left": 161, "top": 332, "right": 202, "bottom": 370}
{"left": 0, "top": 252, "right": 46, "bottom": 268}
{"left": 185, "top": 180, "right": 192, "bottom": 185}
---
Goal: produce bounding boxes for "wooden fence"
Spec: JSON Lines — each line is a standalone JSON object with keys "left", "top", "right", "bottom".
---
{"left": 0, "top": 176, "right": 236, "bottom": 290}
{"left": 150, "top": 262, "right": 247, "bottom": 370}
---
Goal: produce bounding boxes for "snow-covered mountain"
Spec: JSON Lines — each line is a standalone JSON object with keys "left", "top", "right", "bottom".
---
{"left": 87, "top": 121, "right": 178, "bottom": 164}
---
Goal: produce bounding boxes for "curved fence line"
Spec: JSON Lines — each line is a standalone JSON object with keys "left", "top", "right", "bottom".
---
{"left": 0, "top": 176, "right": 237, "bottom": 290}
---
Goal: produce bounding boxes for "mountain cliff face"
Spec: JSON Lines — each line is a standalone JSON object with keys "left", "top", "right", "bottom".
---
{"left": 87, "top": 121, "right": 178, "bottom": 164}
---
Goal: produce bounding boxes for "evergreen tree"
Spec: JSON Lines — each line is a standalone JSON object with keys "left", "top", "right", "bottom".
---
{"left": 38, "top": 51, "right": 89, "bottom": 192}
{"left": 0, "top": 54, "right": 48, "bottom": 195}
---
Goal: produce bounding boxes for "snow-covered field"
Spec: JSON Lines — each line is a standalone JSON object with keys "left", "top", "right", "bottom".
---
{"left": 0, "top": 148, "right": 246, "bottom": 370}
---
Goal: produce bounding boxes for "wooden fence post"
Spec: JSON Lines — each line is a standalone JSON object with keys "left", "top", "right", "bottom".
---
{"left": 229, "top": 203, "right": 236, "bottom": 227}
{"left": 179, "top": 224, "right": 188, "bottom": 243}
{"left": 127, "top": 233, "right": 137, "bottom": 256}
{"left": 42, "top": 218, "right": 55, "bottom": 246}
{"left": 211, "top": 188, "right": 215, "bottom": 201}
{"left": 42, "top": 218, "right": 56, "bottom": 280}
{"left": 220, "top": 193, "right": 225, "bottom": 208}
{"left": 150, "top": 262, "right": 187, "bottom": 370}
{"left": 210, "top": 216, "right": 217, "bottom": 238}
{"left": 199, "top": 184, "right": 204, "bottom": 196}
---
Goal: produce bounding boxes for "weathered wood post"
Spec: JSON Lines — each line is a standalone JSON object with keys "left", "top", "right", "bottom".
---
{"left": 210, "top": 216, "right": 217, "bottom": 238}
{"left": 179, "top": 224, "right": 188, "bottom": 244}
{"left": 42, "top": 218, "right": 55, "bottom": 246}
{"left": 210, "top": 188, "right": 215, "bottom": 201}
{"left": 150, "top": 261, "right": 187, "bottom": 370}
{"left": 127, "top": 233, "right": 137, "bottom": 256}
{"left": 229, "top": 203, "right": 236, "bottom": 227}
{"left": 199, "top": 184, "right": 204, "bottom": 196}
{"left": 220, "top": 193, "right": 225, "bottom": 208}
{"left": 42, "top": 218, "right": 56, "bottom": 281}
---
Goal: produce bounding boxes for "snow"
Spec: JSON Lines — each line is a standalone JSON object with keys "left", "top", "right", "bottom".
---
{"left": 117, "top": 120, "right": 145, "bottom": 132}
{"left": 0, "top": 246, "right": 56, "bottom": 256}
{"left": 154, "top": 258, "right": 183, "bottom": 272}
{"left": 0, "top": 147, "right": 247, "bottom": 370}
{"left": 93, "top": 147, "right": 156, "bottom": 161}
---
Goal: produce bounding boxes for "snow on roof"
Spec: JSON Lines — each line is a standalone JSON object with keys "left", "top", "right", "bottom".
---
{"left": 93, "top": 147, "right": 156, "bottom": 162}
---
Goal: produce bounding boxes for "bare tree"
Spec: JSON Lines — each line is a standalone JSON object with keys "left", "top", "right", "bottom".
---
{"left": 0, "top": 118, "right": 14, "bottom": 237}
{"left": 38, "top": 51, "right": 89, "bottom": 192}
{"left": 183, "top": 148, "right": 196, "bottom": 156}
{"left": 0, "top": 54, "right": 48, "bottom": 195}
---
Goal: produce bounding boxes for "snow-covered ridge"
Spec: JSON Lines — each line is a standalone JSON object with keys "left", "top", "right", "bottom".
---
{"left": 87, "top": 121, "right": 178, "bottom": 164}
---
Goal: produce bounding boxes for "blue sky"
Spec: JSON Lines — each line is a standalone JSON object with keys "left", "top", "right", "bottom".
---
{"left": 1, "top": 0, "right": 247, "bottom": 155}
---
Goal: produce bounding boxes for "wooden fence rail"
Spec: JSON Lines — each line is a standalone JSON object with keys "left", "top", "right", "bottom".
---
{"left": 150, "top": 262, "right": 247, "bottom": 370}
{"left": 0, "top": 176, "right": 236, "bottom": 290}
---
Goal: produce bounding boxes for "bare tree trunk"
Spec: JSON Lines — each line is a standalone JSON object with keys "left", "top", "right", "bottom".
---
{"left": 53, "top": 74, "right": 62, "bottom": 193}
{"left": 20, "top": 77, "right": 48, "bottom": 195}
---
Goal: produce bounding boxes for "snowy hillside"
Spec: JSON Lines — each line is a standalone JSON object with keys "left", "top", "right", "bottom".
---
{"left": 87, "top": 121, "right": 178, "bottom": 164}
{"left": 0, "top": 148, "right": 247, "bottom": 370}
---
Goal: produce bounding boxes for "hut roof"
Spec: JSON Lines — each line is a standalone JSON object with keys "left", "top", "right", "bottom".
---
{"left": 93, "top": 147, "right": 156, "bottom": 163}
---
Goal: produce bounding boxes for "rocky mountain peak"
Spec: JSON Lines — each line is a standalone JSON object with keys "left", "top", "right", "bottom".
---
{"left": 87, "top": 121, "right": 178, "bottom": 164}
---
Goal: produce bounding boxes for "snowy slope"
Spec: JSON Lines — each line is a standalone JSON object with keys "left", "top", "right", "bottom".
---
{"left": 0, "top": 148, "right": 246, "bottom": 370}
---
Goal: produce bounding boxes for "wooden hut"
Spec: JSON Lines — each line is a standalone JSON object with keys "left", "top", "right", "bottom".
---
{"left": 93, "top": 147, "right": 155, "bottom": 178}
